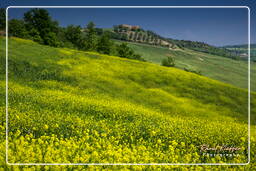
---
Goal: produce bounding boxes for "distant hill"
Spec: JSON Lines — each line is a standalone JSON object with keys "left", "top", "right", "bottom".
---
{"left": 222, "top": 44, "right": 256, "bottom": 61}
{"left": 223, "top": 44, "right": 256, "bottom": 49}
{"left": 94, "top": 24, "right": 240, "bottom": 60}
{"left": 107, "top": 24, "right": 178, "bottom": 49}
{"left": 114, "top": 40, "right": 256, "bottom": 91}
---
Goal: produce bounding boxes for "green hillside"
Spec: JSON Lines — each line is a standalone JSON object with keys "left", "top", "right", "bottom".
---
{"left": 119, "top": 40, "right": 256, "bottom": 91}
{"left": 109, "top": 24, "right": 236, "bottom": 58}
{"left": 223, "top": 44, "right": 256, "bottom": 62}
{"left": 0, "top": 37, "right": 255, "bottom": 169}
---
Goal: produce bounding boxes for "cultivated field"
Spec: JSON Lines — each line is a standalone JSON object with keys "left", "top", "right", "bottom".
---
{"left": 121, "top": 41, "right": 256, "bottom": 91}
{"left": 0, "top": 37, "right": 255, "bottom": 170}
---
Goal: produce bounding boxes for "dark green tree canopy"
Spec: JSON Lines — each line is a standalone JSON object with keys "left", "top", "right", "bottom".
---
{"left": 5, "top": 9, "right": 143, "bottom": 62}
{"left": 24, "top": 9, "right": 59, "bottom": 45}
{"left": 97, "top": 32, "right": 113, "bottom": 55}
{"left": 0, "top": 8, "right": 6, "bottom": 30}
{"left": 65, "top": 25, "right": 84, "bottom": 49}
{"left": 85, "top": 21, "right": 97, "bottom": 51}
{"left": 9, "top": 19, "right": 28, "bottom": 38}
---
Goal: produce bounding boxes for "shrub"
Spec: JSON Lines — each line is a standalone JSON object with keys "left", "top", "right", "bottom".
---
{"left": 116, "top": 43, "right": 145, "bottom": 61}
{"left": 184, "top": 67, "right": 202, "bottom": 75}
{"left": 8, "top": 19, "right": 29, "bottom": 38}
{"left": 161, "top": 56, "right": 175, "bottom": 67}
{"left": 28, "top": 28, "right": 43, "bottom": 44}
{"left": 44, "top": 32, "right": 61, "bottom": 47}
{"left": 97, "top": 32, "right": 114, "bottom": 55}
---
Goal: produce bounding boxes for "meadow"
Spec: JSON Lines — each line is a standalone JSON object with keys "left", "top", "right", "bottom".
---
{"left": 0, "top": 37, "right": 255, "bottom": 170}
{"left": 120, "top": 40, "right": 256, "bottom": 91}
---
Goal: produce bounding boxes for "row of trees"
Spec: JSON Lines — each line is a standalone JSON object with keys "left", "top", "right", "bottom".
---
{"left": 113, "top": 26, "right": 175, "bottom": 48}
{"left": 0, "top": 8, "right": 144, "bottom": 61}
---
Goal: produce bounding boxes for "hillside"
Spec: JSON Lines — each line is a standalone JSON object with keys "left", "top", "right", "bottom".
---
{"left": 101, "top": 24, "right": 238, "bottom": 59}
{"left": 223, "top": 44, "right": 256, "bottom": 49}
{"left": 114, "top": 40, "right": 255, "bottom": 91}
{"left": 168, "top": 39, "right": 237, "bottom": 59}
{"left": 0, "top": 37, "right": 255, "bottom": 168}
{"left": 110, "top": 24, "right": 177, "bottom": 49}
{"left": 222, "top": 44, "right": 256, "bottom": 62}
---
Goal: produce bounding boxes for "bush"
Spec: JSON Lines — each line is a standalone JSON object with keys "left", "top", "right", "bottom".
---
{"left": 97, "top": 32, "right": 113, "bottom": 55}
{"left": 161, "top": 56, "right": 175, "bottom": 67}
{"left": 116, "top": 43, "right": 145, "bottom": 61}
{"left": 0, "top": 8, "right": 5, "bottom": 30}
{"left": 28, "top": 28, "right": 43, "bottom": 44}
{"left": 9, "top": 19, "right": 29, "bottom": 38}
{"left": 184, "top": 67, "right": 202, "bottom": 75}
{"left": 44, "top": 32, "right": 61, "bottom": 47}
{"left": 64, "top": 25, "right": 84, "bottom": 49}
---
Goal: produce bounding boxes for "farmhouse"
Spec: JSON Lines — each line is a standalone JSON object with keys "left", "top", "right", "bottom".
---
{"left": 120, "top": 24, "right": 140, "bottom": 30}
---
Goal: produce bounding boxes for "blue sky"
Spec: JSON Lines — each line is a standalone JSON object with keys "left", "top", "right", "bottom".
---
{"left": 1, "top": 0, "right": 255, "bottom": 46}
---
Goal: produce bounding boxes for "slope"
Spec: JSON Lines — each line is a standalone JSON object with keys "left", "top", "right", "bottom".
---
{"left": 0, "top": 37, "right": 255, "bottom": 168}
{"left": 120, "top": 40, "right": 256, "bottom": 91}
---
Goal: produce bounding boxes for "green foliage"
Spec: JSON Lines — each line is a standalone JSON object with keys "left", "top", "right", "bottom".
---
{"left": 116, "top": 43, "right": 144, "bottom": 61}
{"left": 24, "top": 8, "right": 60, "bottom": 45}
{"left": 97, "top": 32, "right": 114, "bottom": 55}
{"left": 224, "top": 44, "right": 256, "bottom": 62}
{"left": 5, "top": 9, "right": 146, "bottom": 62}
{"left": 95, "top": 28, "right": 104, "bottom": 35}
{"left": 112, "top": 25, "right": 174, "bottom": 48}
{"left": 64, "top": 25, "right": 84, "bottom": 49}
{"left": 116, "top": 43, "right": 131, "bottom": 57}
{"left": 44, "top": 32, "right": 61, "bottom": 47}
{"left": 0, "top": 8, "right": 5, "bottom": 30}
{"left": 8, "top": 19, "right": 28, "bottom": 38}
{"left": 162, "top": 56, "right": 175, "bottom": 67}
{"left": 184, "top": 67, "right": 202, "bottom": 75}
{"left": 28, "top": 28, "right": 43, "bottom": 43}
{"left": 0, "top": 38, "right": 255, "bottom": 170}
{"left": 170, "top": 39, "right": 237, "bottom": 59}
{"left": 85, "top": 21, "right": 98, "bottom": 51}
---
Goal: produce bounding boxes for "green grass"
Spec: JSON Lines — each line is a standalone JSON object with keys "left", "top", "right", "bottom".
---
{"left": 0, "top": 37, "right": 255, "bottom": 170}
{"left": 120, "top": 40, "right": 256, "bottom": 91}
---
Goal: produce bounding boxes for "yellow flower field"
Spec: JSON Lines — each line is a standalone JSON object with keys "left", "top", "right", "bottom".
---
{"left": 0, "top": 37, "right": 255, "bottom": 170}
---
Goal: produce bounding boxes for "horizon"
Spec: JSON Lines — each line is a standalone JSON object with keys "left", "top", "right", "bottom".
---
{"left": 7, "top": 7, "right": 249, "bottom": 47}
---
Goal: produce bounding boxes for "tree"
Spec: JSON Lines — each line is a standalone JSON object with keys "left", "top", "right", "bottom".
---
{"left": 116, "top": 43, "right": 131, "bottom": 58}
{"left": 113, "top": 25, "right": 119, "bottom": 32}
{"left": 120, "top": 33, "right": 128, "bottom": 41}
{"left": 85, "top": 21, "right": 97, "bottom": 51}
{"left": 95, "top": 28, "right": 103, "bottom": 36}
{"left": 97, "top": 32, "right": 113, "bottom": 55}
{"left": 65, "top": 25, "right": 84, "bottom": 49}
{"left": 24, "top": 9, "right": 59, "bottom": 45}
{"left": 116, "top": 43, "right": 145, "bottom": 61}
{"left": 161, "top": 56, "right": 175, "bottom": 67}
{"left": 128, "top": 32, "right": 133, "bottom": 40}
{"left": 28, "top": 28, "right": 43, "bottom": 43}
{"left": 8, "top": 19, "right": 28, "bottom": 38}
{"left": 0, "top": 8, "right": 5, "bottom": 30}
{"left": 44, "top": 32, "right": 60, "bottom": 47}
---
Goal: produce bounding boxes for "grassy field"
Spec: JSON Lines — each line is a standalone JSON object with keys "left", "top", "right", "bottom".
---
{"left": 0, "top": 37, "right": 255, "bottom": 170}
{"left": 226, "top": 47, "right": 256, "bottom": 61}
{"left": 120, "top": 41, "right": 256, "bottom": 91}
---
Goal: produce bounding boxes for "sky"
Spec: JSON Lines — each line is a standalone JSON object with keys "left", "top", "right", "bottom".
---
{"left": 1, "top": 0, "right": 255, "bottom": 46}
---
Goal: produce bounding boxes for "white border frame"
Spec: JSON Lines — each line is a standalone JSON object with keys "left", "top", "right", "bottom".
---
{"left": 5, "top": 6, "right": 251, "bottom": 166}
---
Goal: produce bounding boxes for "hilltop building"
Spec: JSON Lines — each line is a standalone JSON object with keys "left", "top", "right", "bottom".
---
{"left": 119, "top": 24, "right": 140, "bottom": 30}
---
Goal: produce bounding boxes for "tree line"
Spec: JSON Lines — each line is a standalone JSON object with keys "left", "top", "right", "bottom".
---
{"left": 112, "top": 25, "right": 176, "bottom": 48}
{"left": 0, "top": 8, "right": 144, "bottom": 61}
